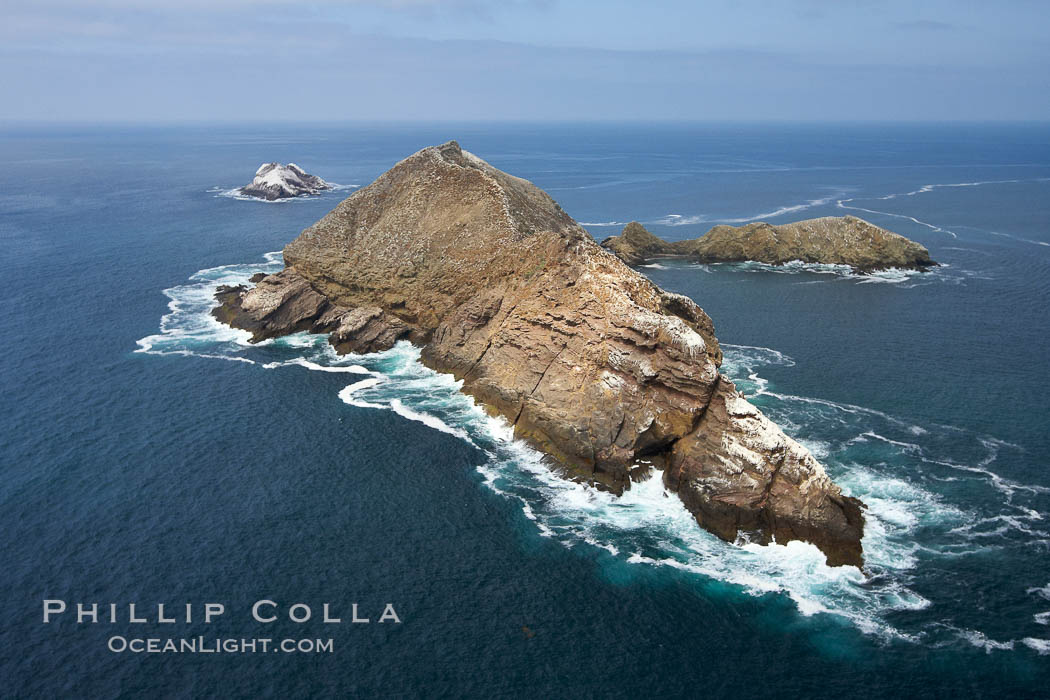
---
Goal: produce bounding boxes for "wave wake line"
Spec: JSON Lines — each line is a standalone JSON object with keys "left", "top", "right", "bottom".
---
{"left": 837, "top": 177, "right": 1050, "bottom": 244}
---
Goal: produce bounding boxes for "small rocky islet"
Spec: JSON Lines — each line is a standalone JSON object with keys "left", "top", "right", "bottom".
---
{"left": 601, "top": 218, "right": 936, "bottom": 272}
{"left": 213, "top": 141, "right": 867, "bottom": 567}
{"left": 238, "top": 162, "right": 332, "bottom": 201}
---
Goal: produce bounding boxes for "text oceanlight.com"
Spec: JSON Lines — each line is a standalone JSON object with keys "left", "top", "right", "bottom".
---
{"left": 107, "top": 636, "right": 334, "bottom": 654}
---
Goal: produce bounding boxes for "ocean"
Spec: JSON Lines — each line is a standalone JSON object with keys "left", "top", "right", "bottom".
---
{"left": 2, "top": 123, "right": 1048, "bottom": 697}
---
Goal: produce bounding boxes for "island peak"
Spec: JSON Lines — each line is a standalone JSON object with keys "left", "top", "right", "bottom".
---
{"left": 213, "top": 143, "right": 866, "bottom": 567}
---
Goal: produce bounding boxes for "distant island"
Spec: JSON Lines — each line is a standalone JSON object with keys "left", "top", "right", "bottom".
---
{"left": 212, "top": 142, "right": 865, "bottom": 568}
{"left": 238, "top": 163, "right": 332, "bottom": 200}
{"left": 601, "top": 217, "right": 935, "bottom": 272}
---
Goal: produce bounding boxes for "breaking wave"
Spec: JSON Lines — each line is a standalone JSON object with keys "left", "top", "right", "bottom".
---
{"left": 646, "top": 258, "right": 960, "bottom": 287}
{"left": 729, "top": 260, "right": 935, "bottom": 285}
{"left": 136, "top": 253, "right": 1050, "bottom": 652}
{"left": 208, "top": 183, "right": 359, "bottom": 203}
{"left": 652, "top": 214, "right": 708, "bottom": 226}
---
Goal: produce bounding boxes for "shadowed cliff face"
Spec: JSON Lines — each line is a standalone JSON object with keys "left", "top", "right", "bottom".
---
{"left": 213, "top": 141, "right": 865, "bottom": 567}
{"left": 602, "top": 218, "right": 935, "bottom": 272}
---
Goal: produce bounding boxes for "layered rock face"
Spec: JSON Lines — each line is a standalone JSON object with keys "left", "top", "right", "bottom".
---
{"left": 214, "top": 141, "right": 865, "bottom": 567}
{"left": 239, "top": 163, "right": 332, "bottom": 200}
{"left": 601, "top": 217, "right": 935, "bottom": 272}
{"left": 601, "top": 221, "right": 674, "bottom": 266}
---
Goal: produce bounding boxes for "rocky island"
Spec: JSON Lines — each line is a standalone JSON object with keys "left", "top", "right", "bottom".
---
{"left": 601, "top": 218, "right": 935, "bottom": 272}
{"left": 238, "top": 162, "right": 332, "bottom": 200}
{"left": 213, "top": 142, "right": 866, "bottom": 567}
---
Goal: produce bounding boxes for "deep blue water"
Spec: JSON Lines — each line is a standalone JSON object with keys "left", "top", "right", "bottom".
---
{"left": 2, "top": 123, "right": 1049, "bottom": 698}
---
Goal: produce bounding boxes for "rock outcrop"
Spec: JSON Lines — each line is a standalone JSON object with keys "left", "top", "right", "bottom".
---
{"left": 239, "top": 163, "right": 332, "bottom": 200}
{"left": 213, "top": 141, "right": 865, "bottom": 567}
{"left": 601, "top": 221, "right": 675, "bottom": 266}
{"left": 212, "top": 268, "right": 410, "bottom": 354}
{"left": 601, "top": 217, "right": 935, "bottom": 272}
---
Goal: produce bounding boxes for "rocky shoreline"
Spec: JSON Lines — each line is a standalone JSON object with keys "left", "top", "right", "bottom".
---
{"left": 601, "top": 218, "right": 935, "bottom": 272}
{"left": 213, "top": 142, "right": 865, "bottom": 567}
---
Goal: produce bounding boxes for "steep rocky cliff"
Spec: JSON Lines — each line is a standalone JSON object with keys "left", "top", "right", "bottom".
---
{"left": 213, "top": 142, "right": 865, "bottom": 567}
{"left": 601, "top": 217, "right": 935, "bottom": 272}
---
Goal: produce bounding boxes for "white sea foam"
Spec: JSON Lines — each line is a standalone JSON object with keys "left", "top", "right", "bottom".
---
{"left": 389, "top": 399, "right": 474, "bottom": 443}
{"left": 652, "top": 213, "right": 707, "bottom": 226}
{"left": 855, "top": 268, "right": 925, "bottom": 284}
{"left": 720, "top": 343, "right": 797, "bottom": 376}
{"left": 266, "top": 357, "right": 372, "bottom": 374}
{"left": 1022, "top": 638, "right": 1050, "bottom": 654}
{"left": 698, "top": 259, "right": 941, "bottom": 286}
{"left": 1027, "top": 583, "right": 1050, "bottom": 601}
{"left": 211, "top": 183, "right": 358, "bottom": 203}
{"left": 337, "top": 377, "right": 386, "bottom": 409}
{"left": 134, "top": 251, "right": 283, "bottom": 359}
{"left": 134, "top": 257, "right": 1050, "bottom": 650}
{"left": 958, "top": 629, "right": 1016, "bottom": 652}
{"left": 308, "top": 344, "right": 943, "bottom": 639}
{"left": 729, "top": 260, "right": 853, "bottom": 276}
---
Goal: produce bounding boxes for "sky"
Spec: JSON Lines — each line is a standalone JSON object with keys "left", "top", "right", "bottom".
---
{"left": 1, "top": 0, "right": 1048, "bottom": 122}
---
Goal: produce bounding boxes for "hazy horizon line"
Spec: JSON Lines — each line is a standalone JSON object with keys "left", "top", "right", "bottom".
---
{"left": 4, "top": 118, "right": 1050, "bottom": 128}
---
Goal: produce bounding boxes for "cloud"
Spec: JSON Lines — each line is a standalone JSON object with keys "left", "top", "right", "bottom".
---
{"left": 3, "top": 29, "right": 1046, "bottom": 123}
{"left": 0, "top": 0, "right": 1046, "bottom": 122}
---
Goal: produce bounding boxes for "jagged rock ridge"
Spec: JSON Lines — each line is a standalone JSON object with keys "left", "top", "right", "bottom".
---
{"left": 239, "top": 163, "right": 332, "bottom": 201}
{"left": 602, "top": 218, "right": 935, "bottom": 272}
{"left": 213, "top": 141, "right": 865, "bottom": 567}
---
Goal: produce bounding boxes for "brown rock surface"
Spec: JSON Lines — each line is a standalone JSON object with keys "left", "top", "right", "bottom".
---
{"left": 213, "top": 141, "right": 865, "bottom": 567}
{"left": 600, "top": 221, "right": 676, "bottom": 266}
{"left": 601, "top": 217, "right": 935, "bottom": 272}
